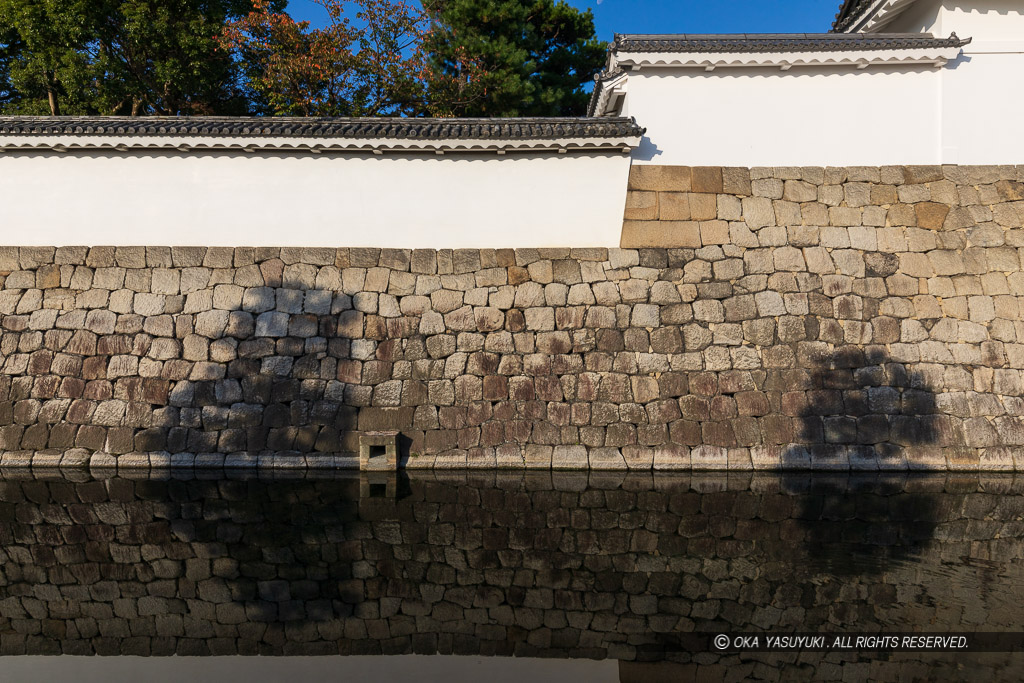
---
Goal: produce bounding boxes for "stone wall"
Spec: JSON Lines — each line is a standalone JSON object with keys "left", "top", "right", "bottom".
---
{"left": 0, "top": 165, "right": 1022, "bottom": 469}
{"left": 0, "top": 471, "right": 1020, "bottom": 681}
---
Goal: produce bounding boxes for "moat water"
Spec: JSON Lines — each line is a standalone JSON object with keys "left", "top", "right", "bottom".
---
{"left": 0, "top": 469, "right": 1022, "bottom": 681}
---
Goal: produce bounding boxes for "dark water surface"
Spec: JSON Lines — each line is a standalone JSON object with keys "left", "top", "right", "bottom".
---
{"left": 0, "top": 469, "right": 1022, "bottom": 681}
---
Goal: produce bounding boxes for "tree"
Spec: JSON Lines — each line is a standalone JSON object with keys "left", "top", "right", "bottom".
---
{"left": 0, "top": 26, "right": 23, "bottom": 109}
{"left": 0, "top": 0, "right": 280, "bottom": 116}
{"left": 221, "top": 0, "right": 488, "bottom": 117}
{"left": 0, "top": 1, "right": 92, "bottom": 115}
{"left": 423, "top": 0, "right": 606, "bottom": 117}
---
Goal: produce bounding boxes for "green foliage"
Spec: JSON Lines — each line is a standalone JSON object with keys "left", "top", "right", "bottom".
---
{"left": 424, "top": 0, "right": 607, "bottom": 117}
{"left": 0, "top": 0, "right": 608, "bottom": 117}
{"left": 0, "top": 25, "right": 22, "bottom": 108}
{"left": 222, "top": 0, "right": 436, "bottom": 118}
{"left": 0, "top": 0, "right": 284, "bottom": 115}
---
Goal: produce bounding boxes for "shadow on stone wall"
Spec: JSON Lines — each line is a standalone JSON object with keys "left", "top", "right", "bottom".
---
{"left": 785, "top": 347, "right": 939, "bottom": 466}
{"left": 782, "top": 347, "right": 941, "bottom": 575}
{"left": 127, "top": 288, "right": 367, "bottom": 458}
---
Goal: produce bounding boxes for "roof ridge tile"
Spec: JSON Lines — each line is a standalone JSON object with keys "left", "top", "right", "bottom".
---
{"left": 0, "top": 117, "right": 645, "bottom": 140}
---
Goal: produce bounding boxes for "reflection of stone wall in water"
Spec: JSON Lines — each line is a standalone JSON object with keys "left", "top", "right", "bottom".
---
{"left": 0, "top": 165, "right": 1023, "bottom": 468}
{"left": 0, "top": 472, "right": 1021, "bottom": 680}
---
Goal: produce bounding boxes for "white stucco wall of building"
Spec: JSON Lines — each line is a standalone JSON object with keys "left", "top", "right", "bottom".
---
{"left": 886, "top": 0, "right": 1024, "bottom": 38}
{"left": 627, "top": 66, "right": 943, "bottom": 167}
{"left": 941, "top": 50, "right": 1024, "bottom": 164}
{"left": 0, "top": 150, "right": 633, "bottom": 247}
{"left": 623, "top": 0, "right": 1023, "bottom": 167}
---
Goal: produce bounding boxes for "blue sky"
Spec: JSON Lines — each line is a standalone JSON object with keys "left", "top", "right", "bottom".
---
{"left": 287, "top": 1, "right": 844, "bottom": 39}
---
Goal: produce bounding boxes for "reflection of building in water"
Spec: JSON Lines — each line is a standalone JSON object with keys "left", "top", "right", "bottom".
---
{"left": 0, "top": 471, "right": 1020, "bottom": 679}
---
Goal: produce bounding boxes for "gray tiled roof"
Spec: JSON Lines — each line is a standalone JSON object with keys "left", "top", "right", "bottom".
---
{"left": 612, "top": 32, "right": 969, "bottom": 53}
{"left": 833, "top": 0, "right": 874, "bottom": 32}
{"left": 587, "top": 68, "right": 627, "bottom": 117}
{"left": 0, "top": 116, "right": 645, "bottom": 140}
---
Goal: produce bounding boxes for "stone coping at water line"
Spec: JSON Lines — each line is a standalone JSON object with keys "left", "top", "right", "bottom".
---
{"left": 0, "top": 447, "right": 1019, "bottom": 472}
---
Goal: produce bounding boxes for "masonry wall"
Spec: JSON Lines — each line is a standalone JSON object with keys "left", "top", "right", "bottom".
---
{"left": 1, "top": 164, "right": 1024, "bottom": 469}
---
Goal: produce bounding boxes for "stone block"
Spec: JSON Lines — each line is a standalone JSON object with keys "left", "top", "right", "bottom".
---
{"left": 624, "top": 191, "right": 658, "bottom": 220}
{"left": 255, "top": 311, "right": 288, "bottom": 337}
{"left": 915, "top": 202, "right": 951, "bottom": 230}
{"left": 621, "top": 219, "right": 697, "bottom": 248}
{"left": 658, "top": 192, "right": 689, "bottom": 220}
{"left": 628, "top": 165, "right": 691, "bottom": 192}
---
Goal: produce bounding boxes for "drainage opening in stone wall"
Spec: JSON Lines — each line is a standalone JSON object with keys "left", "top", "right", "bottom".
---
{"left": 368, "top": 445, "right": 387, "bottom": 461}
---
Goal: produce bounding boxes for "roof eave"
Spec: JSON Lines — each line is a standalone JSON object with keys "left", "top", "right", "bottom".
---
{"left": 0, "top": 116, "right": 647, "bottom": 154}
{"left": 587, "top": 70, "right": 629, "bottom": 118}
{"left": 0, "top": 134, "right": 646, "bottom": 155}
{"left": 614, "top": 45, "right": 965, "bottom": 71}
{"left": 833, "top": 0, "right": 920, "bottom": 34}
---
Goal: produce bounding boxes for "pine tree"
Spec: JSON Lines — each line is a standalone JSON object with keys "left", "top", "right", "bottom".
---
{"left": 424, "top": 0, "right": 606, "bottom": 117}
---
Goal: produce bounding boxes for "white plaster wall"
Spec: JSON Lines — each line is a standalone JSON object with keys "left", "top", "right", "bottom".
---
{"left": 926, "top": 1, "right": 1024, "bottom": 164}
{"left": 941, "top": 51, "right": 1024, "bottom": 163}
{"left": 0, "top": 151, "right": 632, "bottom": 247}
{"left": 939, "top": 0, "right": 1024, "bottom": 38}
{"left": 628, "top": 66, "right": 943, "bottom": 167}
{"left": 625, "top": 0, "right": 1024, "bottom": 167}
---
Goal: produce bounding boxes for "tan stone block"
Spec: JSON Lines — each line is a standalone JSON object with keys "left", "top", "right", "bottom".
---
{"left": 846, "top": 226, "right": 876, "bottom": 251}
{"left": 862, "top": 205, "right": 888, "bottom": 227}
{"left": 803, "top": 247, "right": 834, "bottom": 274}
{"left": 722, "top": 167, "right": 751, "bottom": 195}
{"left": 699, "top": 221, "right": 729, "bottom": 245}
{"left": 887, "top": 204, "right": 917, "bottom": 227}
{"left": 783, "top": 180, "right": 817, "bottom": 203}
{"left": 689, "top": 193, "right": 718, "bottom": 221}
{"left": 996, "top": 179, "right": 1024, "bottom": 201}
{"left": 692, "top": 166, "right": 724, "bottom": 194}
{"left": 773, "top": 200, "right": 801, "bottom": 226}
{"left": 847, "top": 166, "right": 881, "bottom": 183}
{"left": 870, "top": 184, "right": 898, "bottom": 205}
{"left": 992, "top": 204, "right": 1023, "bottom": 227}
{"left": 35, "top": 265, "right": 60, "bottom": 290}
{"left": 654, "top": 192, "right": 687, "bottom": 220}
{"left": 944, "top": 206, "right": 976, "bottom": 230}
{"left": 898, "top": 252, "right": 934, "bottom": 278}
{"left": 898, "top": 184, "right": 931, "bottom": 203}
{"left": 820, "top": 228, "right": 850, "bottom": 249}
{"left": 623, "top": 191, "right": 658, "bottom": 220}
{"left": 729, "top": 222, "right": 759, "bottom": 247}
{"left": 773, "top": 166, "right": 802, "bottom": 180}
{"left": 903, "top": 165, "right": 944, "bottom": 184}
{"left": 620, "top": 221, "right": 701, "bottom": 248}
{"left": 843, "top": 182, "right": 871, "bottom": 207}
{"left": 742, "top": 196, "right": 775, "bottom": 228}
{"left": 881, "top": 166, "right": 905, "bottom": 184}
{"left": 928, "top": 180, "right": 958, "bottom": 204}
{"left": 717, "top": 194, "right": 742, "bottom": 221}
{"left": 752, "top": 178, "right": 784, "bottom": 199}
{"left": 828, "top": 207, "right": 862, "bottom": 226}
{"left": 800, "top": 202, "right": 829, "bottom": 225}
{"left": 628, "top": 165, "right": 691, "bottom": 192}
{"left": 915, "top": 202, "right": 950, "bottom": 230}
{"left": 876, "top": 227, "right": 908, "bottom": 252}
{"left": 819, "top": 185, "right": 844, "bottom": 206}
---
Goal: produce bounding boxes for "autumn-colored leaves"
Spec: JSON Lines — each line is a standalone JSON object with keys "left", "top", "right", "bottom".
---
{"left": 220, "top": 0, "right": 489, "bottom": 117}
